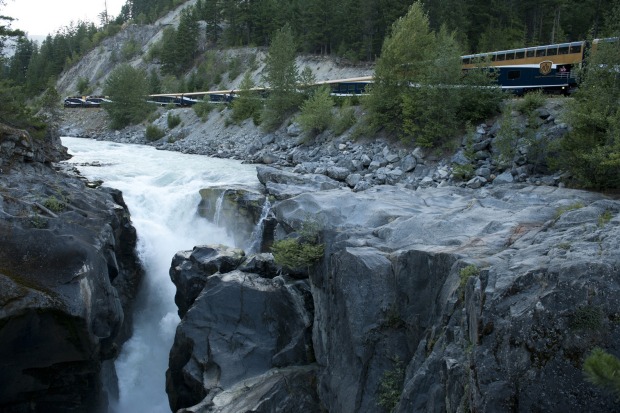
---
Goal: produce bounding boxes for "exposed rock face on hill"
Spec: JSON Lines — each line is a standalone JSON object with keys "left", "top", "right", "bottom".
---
{"left": 0, "top": 125, "right": 142, "bottom": 412}
{"left": 167, "top": 167, "right": 620, "bottom": 412}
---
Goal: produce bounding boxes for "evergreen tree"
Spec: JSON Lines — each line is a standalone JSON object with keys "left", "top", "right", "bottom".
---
{"left": 230, "top": 71, "right": 262, "bottom": 124}
{"left": 557, "top": 31, "right": 620, "bottom": 189}
{"left": 103, "top": 64, "right": 153, "bottom": 129}
{"left": 175, "top": 9, "right": 199, "bottom": 71}
{"left": 366, "top": 2, "right": 500, "bottom": 147}
{"left": 365, "top": 2, "right": 436, "bottom": 135}
{"left": 261, "top": 24, "right": 300, "bottom": 130}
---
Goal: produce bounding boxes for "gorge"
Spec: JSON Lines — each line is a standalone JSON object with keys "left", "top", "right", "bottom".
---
{"left": 2, "top": 125, "right": 620, "bottom": 412}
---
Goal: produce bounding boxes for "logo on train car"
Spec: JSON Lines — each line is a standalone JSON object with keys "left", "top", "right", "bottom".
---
{"left": 539, "top": 61, "right": 553, "bottom": 75}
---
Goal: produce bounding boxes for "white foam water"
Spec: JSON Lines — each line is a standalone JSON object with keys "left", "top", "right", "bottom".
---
{"left": 62, "top": 137, "right": 259, "bottom": 412}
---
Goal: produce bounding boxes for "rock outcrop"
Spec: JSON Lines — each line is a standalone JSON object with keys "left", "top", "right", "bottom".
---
{"left": 166, "top": 246, "right": 316, "bottom": 412}
{"left": 0, "top": 124, "right": 142, "bottom": 412}
{"left": 168, "top": 168, "right": 620, "bottom": 412}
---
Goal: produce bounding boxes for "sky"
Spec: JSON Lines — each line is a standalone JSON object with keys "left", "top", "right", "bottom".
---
{"left": 2, "top": 0, "right": 127, "bottom": 39}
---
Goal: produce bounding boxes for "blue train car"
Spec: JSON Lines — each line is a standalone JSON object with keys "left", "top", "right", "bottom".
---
{"left": 462, "top": 41, "right": 585, "bottom": 94}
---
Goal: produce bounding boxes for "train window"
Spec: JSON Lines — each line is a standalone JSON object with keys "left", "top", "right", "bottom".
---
{"left": 505, "top": 52, "right": 515, "bottom": 60}
{"left": 462, "top": 57, "right": 471, "bottom": 64}
{"left": 526, "top": 49, "right": 535, "bottom": 58}
{"left": 496, "top": 53, "right": 505, "bottom": 61}
{"left": 508, "top": 70, "right": 521, "bottom": 80}
{"left": 515, "top": 50, "right": 525, "bottom": 59}
{"left": 558, "top": 46, "right": 569, "bottom": 54}
{"left": 570, "top": 44, "right": 582, "bottom": 54}
{"left": 536, "top": 48, "right": 547, "bottom": 57}
{"left": 491, "top": 54, "right": 497, "bottom": 62}
{"left": 547, "top": 47, "right": 558, "bottom": 56}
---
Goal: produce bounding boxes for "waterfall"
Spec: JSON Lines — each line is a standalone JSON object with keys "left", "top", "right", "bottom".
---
{"left": 213, "top": 191, "right": 226, "bottom": 226}
{"left": 248, "top": 198, "right": 272, "bottom": 253}
{"left": 61, "top": 137, "right": 259, "bottom": 413}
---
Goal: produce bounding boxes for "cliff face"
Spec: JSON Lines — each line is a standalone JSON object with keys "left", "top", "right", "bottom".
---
{"left": 0, "top": 125, "right": 142, "bottom": 412}
{"left": 167, "top": 167, "right": 620, "bottom": 412}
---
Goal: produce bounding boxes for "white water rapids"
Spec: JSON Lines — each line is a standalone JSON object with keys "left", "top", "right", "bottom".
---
{"left": 61, "top": 137, "right": 260, "bottom": 413}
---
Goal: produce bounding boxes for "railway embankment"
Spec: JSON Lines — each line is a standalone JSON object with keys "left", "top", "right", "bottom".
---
{"left": 60, "top": 96, "right": 572, "bottom": 193}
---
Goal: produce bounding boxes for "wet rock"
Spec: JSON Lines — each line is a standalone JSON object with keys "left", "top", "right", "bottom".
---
{"left": 0, "top": 125, "right": 142, "bottom": 412}
{"left": 169, "top": 245, "right": 246, "bottom": 317}
{"left": 166, "top": 271, "right": 313, "bottom": 412}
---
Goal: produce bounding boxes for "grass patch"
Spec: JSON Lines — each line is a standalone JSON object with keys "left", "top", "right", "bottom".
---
{"left": 554, "top": 201, "right": 585, "bottom": 219}
{"left": 598, "top": 210, "right": 613, "bottom": 227}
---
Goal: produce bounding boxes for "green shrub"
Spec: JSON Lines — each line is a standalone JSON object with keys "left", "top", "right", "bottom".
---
{"left": 121, "top": 37, "right": 140, "bottom": 61}
{"left": 332, "top": 100, "right": 357, "bottom": 136}
{"left": 517, "top": 90, "right": 546, "bottom": 115}
{"left": 494, "top": 106, "right": 521, "bottom": 167}
{"left": 452, "top": 163, "right": 474, "bottom": 181}
{"left": 297, "top": 86, "right": 334, "bottom": 136}
{"left": 167, "top": 112, "right": 181, "bottom": 129}
{"left": 271, "top": 238, "right": 324, "bottom": 270}
{"left": 570, "top": 305, "right": 603, "bottom": 331}
{"left": 583, "top": 348, "right": 620, "bottom": 397}
{"left": 193, "top": 99, "right": 214, "bottom": 121}
{"left": 145, "top": 124, "right": 165, "bottom": 141}
{"left": 378, "top": 357, "right": 405, "bottom": 412}
{"left": 43, "top": 195, "right": 65, "bottom": 213}
{"left": 271, "top": 219, "right": 324, "bottom": 270}
{"left": 458, "top": 264, "right": 480, "bottom": 301}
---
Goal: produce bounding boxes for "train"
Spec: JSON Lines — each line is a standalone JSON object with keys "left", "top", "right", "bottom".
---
{"left": 461, "top": 37, "right": 617, "bottom": 95}
{"left": 64, "top": 37, "right": 617, "bottom": 109}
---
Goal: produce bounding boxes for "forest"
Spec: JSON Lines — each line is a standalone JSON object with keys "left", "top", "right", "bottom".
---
{"left": 2, "top": 0, "right": 620, "bottom": 97}
{"left": 0, "top": 0, "right": 619, "bottom": 189}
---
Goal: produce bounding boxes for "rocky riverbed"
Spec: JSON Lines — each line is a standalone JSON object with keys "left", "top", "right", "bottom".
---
{"left": 60, "top": 96, "right": 571, "bottom": 195}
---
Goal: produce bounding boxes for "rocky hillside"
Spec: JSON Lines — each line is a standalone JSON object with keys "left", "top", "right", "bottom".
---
{"left": 55, "top": 0, "right": 371, "bottom": 98}
{"left": 0, "top": 124, "right": 143, "bottom": 411}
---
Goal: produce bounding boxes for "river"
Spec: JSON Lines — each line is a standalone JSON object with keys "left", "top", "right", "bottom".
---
{"left": 61, "top": 137, "right": 260, "bottom": 413}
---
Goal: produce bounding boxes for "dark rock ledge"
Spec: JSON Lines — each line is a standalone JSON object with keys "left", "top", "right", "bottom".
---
{"left": 0, "top": 124, "right": 142, "bottom": 412}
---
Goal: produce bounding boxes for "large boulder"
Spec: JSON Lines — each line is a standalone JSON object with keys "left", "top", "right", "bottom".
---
{"left": 169, "top": 245, "right": 246, "bottom": 318}
{"left": 166, "top": 250, "right": 314, "bottom": 412}
{"left": 256, "top": 165, "right": 342, "bottom": 200}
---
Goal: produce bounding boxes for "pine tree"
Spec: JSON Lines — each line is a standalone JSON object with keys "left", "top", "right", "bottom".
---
{"left": 558, "top": 30, "right": 620, "bottom": 189}
{"left": 583, "top": 348, "right": 620, "bottom": 397}
{"left": 261, "top": 24, "right": 300, "bottom": 130}
{"left": 103, "top": 64, "right": 153, "bottom": 129}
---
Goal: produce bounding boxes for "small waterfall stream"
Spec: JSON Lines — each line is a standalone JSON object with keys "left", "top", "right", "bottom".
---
{"left": 62, "top": 137, "right": 260, "bottom": 412}
{"left": 248, "top": 198, "right": 272, "bottom": 253}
